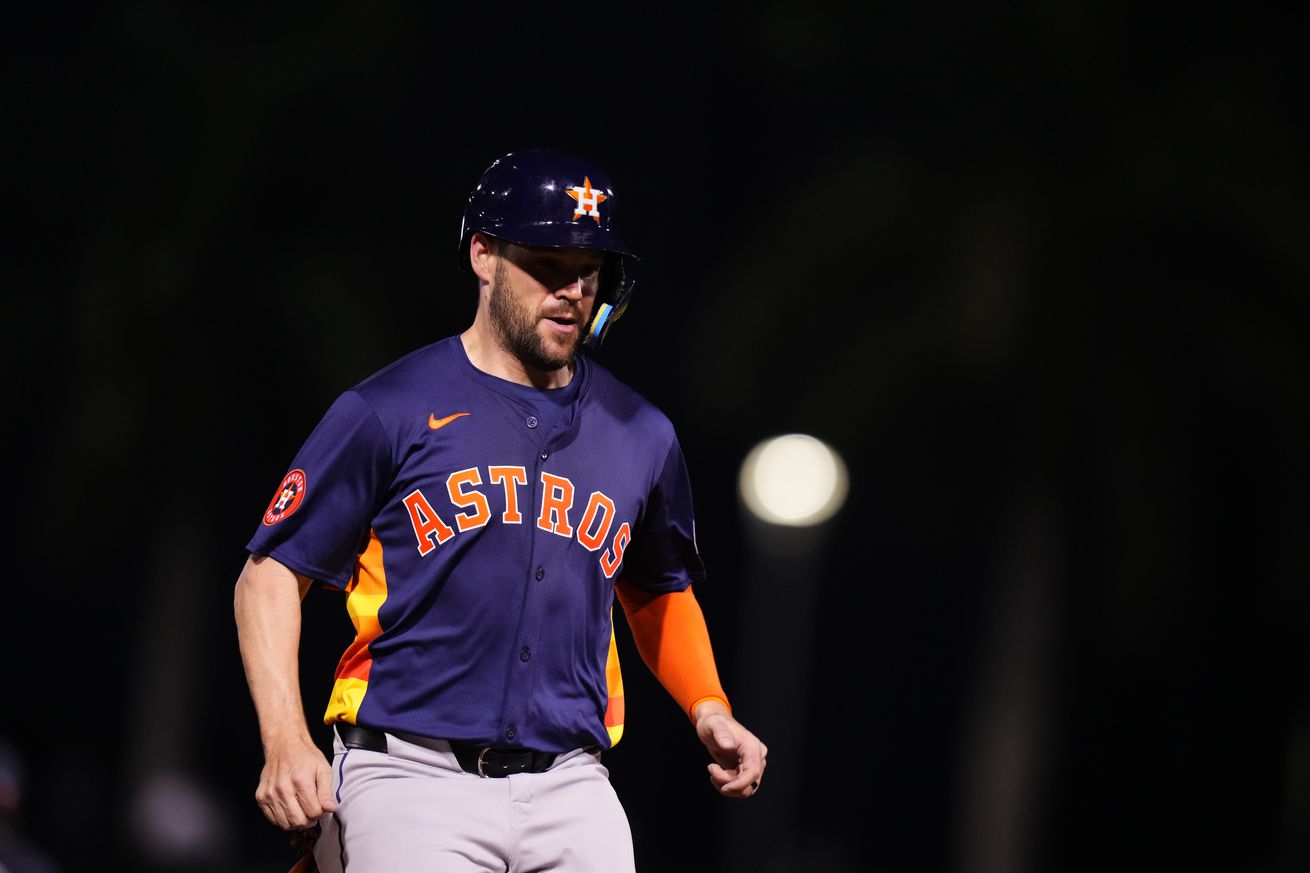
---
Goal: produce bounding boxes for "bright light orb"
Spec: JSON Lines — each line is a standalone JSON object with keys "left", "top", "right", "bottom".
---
{"left": 739, "top": 433, "right": 848, "bottom": 527}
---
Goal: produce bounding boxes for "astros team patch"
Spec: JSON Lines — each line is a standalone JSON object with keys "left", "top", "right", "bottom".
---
{"left": 263, "top": 469, "right": 307, "bottom": 525}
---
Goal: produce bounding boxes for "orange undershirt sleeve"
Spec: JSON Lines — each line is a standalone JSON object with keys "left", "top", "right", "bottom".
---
{"left": 615, "top": 579, "right": 731, "bottom": 722}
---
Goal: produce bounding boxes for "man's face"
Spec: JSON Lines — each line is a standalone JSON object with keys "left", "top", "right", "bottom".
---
{"left": 488, "top": 242, "right": 605, "bottom": 373}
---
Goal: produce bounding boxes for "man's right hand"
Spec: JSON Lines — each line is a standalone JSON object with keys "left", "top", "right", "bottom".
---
{"left": 255, "top": 736, "right": 337, "bottom": 831}
{"left": 235, "top": 554, "right": 333, "bottom": 831}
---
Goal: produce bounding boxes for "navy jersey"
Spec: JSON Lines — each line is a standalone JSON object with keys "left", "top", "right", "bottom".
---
{"left": 246, "top": 335, "right": 706, "bottom": 752}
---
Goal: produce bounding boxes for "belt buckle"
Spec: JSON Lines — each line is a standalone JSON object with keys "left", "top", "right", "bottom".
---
{"left": 476, "top": 746, "right": 492, "bottom": 778}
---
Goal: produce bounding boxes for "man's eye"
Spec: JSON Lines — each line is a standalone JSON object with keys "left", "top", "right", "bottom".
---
{"left": 528, "top": 259, "right": 565, "bottom": 277}
{"left": 579, "top": 263, "right": 601, "bottom": 279}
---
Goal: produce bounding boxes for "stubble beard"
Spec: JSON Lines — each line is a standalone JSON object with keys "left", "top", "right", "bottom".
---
{"left": 489, "top": 258, "right": 581, "bottom": 373}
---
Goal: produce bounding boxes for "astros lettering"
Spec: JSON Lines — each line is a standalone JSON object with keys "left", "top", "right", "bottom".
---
{"left": 401, "top": 466, "right": 631, "bottom": 576}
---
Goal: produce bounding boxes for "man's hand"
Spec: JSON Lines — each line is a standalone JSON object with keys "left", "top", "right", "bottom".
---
{"left": 234, "top": 554, "right": 334, "bottom": 831}
{"left": 693, "top": 700, "right": 768, "bottom": 798}
{"left": 255, "top": 735, "right": 337, "bottom": 831}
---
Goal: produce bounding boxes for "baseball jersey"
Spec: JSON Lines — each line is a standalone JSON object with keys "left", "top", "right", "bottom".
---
{"left": 246, "top": 335, "right": 706, "bottom": 753}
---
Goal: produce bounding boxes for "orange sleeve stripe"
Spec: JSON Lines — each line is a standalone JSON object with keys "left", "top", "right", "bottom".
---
{"left": 615, "top": 580, "right": 730, "bottom": 722}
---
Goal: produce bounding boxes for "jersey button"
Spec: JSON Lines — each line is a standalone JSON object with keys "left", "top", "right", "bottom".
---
{"left": 520, "top": 647, "right": 531, "bottom": 662}
{"left": 540, "top": 451, "right": 548, "bottom": 460}
{"left": 535, "top": 567, "right": 545, "bottom": 581}
{"left": 526, "top": 415, "right": 539, "bottom": 429}
{"left": 505, "top": 725, "right": 517, "bottom": 741}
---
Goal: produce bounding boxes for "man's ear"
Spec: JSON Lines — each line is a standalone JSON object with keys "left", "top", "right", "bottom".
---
{"left": 469, "top": 232, "right": 497, "bottom": 283}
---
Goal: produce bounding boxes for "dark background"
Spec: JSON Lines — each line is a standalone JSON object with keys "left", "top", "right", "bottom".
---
{"left": 6, "top": 3, "right": 1308, "bottom": 873}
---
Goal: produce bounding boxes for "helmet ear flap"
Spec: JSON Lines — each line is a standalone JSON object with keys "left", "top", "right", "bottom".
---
{"left": 585, "top": 255, "right": 635, "bottom": 349}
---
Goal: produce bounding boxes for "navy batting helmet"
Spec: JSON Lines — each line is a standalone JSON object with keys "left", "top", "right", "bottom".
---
{"left": 458, "top": 148, "right": 638, "bottom": 348}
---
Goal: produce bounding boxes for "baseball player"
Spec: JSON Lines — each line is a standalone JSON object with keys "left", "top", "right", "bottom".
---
{"left": 234, "top": 148, "right": 767, "bottom": 873}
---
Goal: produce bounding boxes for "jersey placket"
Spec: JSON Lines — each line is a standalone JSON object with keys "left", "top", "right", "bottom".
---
{"left": 496, "top": 405, "right": 574, "bottom": 747}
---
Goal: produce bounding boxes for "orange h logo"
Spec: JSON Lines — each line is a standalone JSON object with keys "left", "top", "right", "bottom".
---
{"left": 275, "top": 486, "right": 296, "bottom": 511}
{"left": 566, "top": 177, "right": 607, "bottom": 224}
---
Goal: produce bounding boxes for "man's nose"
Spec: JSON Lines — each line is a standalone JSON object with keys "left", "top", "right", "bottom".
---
{"left": 554, "top": 275, "right": 585, "bottom": 299}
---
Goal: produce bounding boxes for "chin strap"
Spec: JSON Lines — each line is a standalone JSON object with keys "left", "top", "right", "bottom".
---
{"left": 584, "top": 256, "right": 636, "bottom": 349}
{"left": 584, "top": 295, "right": 631, "bottom": 348}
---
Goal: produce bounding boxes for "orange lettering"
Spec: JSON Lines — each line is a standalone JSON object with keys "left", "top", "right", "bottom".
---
{"left": 403, "top": 489, "right": 455, "bottom": 555}
{"left": 447, "top": 468, "right": 491, "bottom": 532}
{"left": 600, "top": 521, "right": 631, "bottom": 578}
{"left": 537, "top": 472, "right": 576, "bottom": 536}
{"left": 576, "top": 491, "right": 616, "bottom": 551}
{"left": 488, "top": 465, "right": 528, "bottom": 524}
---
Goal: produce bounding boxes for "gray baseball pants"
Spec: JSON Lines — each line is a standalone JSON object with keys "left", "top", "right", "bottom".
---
{"left": 313, "top": 726, "right": 636, "bottom": 873}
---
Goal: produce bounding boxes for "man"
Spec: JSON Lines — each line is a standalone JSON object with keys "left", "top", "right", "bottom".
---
{"left": 234, "top": 148, "right": 767, "bottom": 873}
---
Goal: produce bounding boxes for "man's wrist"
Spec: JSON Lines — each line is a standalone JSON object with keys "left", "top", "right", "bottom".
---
{"left": 690, "top": 695, "right": 731, "bottom": 724}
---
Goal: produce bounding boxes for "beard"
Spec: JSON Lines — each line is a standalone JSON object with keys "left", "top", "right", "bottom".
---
{"left": 489, "top": 257, "right": 583, "bottom": 372}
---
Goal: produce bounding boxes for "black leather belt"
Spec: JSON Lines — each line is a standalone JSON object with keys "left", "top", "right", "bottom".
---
{"left": 336, "top": 722, "right": 559, "bottom": 778}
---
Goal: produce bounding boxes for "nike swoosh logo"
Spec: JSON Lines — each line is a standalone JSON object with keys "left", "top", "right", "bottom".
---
{"left": 428, "top": 412, "right": 471, "bottom": 430}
